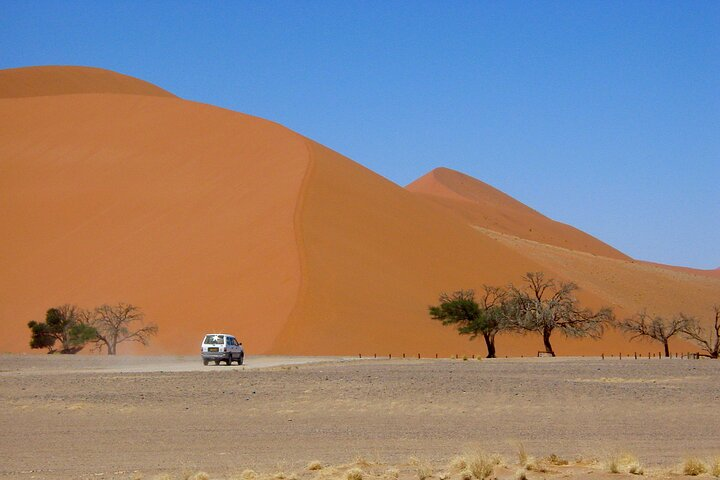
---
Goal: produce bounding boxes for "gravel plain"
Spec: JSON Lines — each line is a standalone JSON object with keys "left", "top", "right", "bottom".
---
{"left": 1, "top": 355, "right": 718, "bottom": 479}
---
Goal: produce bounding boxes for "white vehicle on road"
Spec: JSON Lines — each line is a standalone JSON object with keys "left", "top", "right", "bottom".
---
{"left": 201, "top": 334, "right": 244, "bottom": 366}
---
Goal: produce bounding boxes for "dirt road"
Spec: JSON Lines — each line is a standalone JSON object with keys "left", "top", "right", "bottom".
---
{"left": 1, "top": 356, "right": 718, "bottom": 479}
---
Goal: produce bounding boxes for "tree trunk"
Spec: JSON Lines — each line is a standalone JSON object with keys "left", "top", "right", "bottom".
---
{"left": 108, "top": 342, "right": 117, "bottom": 355}
{"left": 543, "top": 327, "right": 555, "bottom": 357}
{"left": 663, "top": 340, "right": 670, "bottom": 358}
{"left": 483, "top": 333, "right": 496, "bottom": 358}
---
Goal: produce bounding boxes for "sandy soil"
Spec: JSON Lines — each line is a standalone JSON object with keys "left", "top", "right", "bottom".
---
{"left": 1, "top": 356, "right": 718, "bottom": 479}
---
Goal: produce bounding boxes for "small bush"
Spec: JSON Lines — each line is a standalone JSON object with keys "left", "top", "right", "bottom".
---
{"left": 514, "top": 469, "right": 527, "bottom": 480}
{"left": 347, "top": 468, "right": 364, "bottom": 480}
{"left": 459, "top": 470, "right": 472, "bottom": 480}
{"left": 437, "top": 472, "right": 449, "bottom": 480}
{"left": 190, "top": 473, "right": 209, "bottom": 480}
{"left": 684, "top": 458, "right": 707, "bottom": 476}
{"left": 307, "top": 461, "right": 323, "bottom": 471}
{"left": 467, "top": 452, "right": 495, "bottom": 480}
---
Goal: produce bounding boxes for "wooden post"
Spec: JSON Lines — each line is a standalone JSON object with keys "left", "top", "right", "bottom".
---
{"left": 417, "top": 353, "right": 420, "bottom": 359}
{"left": 389, "top": 353, "right": 391, "bottom": 359}
{"left": 374, "top": 353, "right": 376, "bottom": 358}
{"left": 402, "top": 353, "right": 405, "bottom": 359}
{"left": 619, "top": 352, "right": 622, "bottom": 360}
{"left": 634, "top": 352, "right": 637, "bottom": 359}
{"left": 435, "top": 353, "right": 438, "bottom": 359}
{"left": 601, "top": 353, "right": 604, "bottom": 360}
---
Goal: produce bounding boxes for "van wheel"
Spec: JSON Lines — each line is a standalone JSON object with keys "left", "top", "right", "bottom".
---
{"left": 214, "top": 360, "right": 220, "bottom": 365}
{"left": 238, "top": 354, "right": 244, "bottom": 365}
{"left": 225, "top": 357, "right": 232, "bottom": 366}
{"left": 203, "top": 358, "right": 209, "bottom": 366}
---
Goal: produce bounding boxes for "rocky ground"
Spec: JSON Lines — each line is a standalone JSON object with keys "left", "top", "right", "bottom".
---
{"left": 1, "top": 355, "right": 718, "bottom": 479}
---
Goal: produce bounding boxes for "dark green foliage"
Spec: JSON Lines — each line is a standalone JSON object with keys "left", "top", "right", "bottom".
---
{"left": 429, "top": 287, "right": 509, "bottom": 358}
{"left": 27, "top": 305, "right": 97, "bottom": 354}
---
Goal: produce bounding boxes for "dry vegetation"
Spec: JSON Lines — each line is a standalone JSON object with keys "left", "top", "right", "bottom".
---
{"left": 122, "top": 450, "right": 720, "bottom": 480}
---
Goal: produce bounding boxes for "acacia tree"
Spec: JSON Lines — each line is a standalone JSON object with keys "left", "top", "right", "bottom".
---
{"left": 680, "top": 307, "right": 720, "bottom": 359}
{"left": 618, "top": 311, "right": 692, "bottom": 357}
{"left": 27, "top": 304, "right": 97, "bottom": 354}
{"left": 89, "top": 303, "right": 158, "bottom": 355}
{"left": 429, "top": 286, "right": 510, "bottom": 358}
{"left": 508, "top": 272, "right": 614, "bottom": 356}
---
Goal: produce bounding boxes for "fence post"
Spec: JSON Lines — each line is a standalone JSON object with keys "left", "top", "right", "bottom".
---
{"left": 389, "top": 353, "right": 391, "bottom": 359}
{"left": 619, "top": 352, "right": 622, "bottom": 360}
{"left": 435, "top": 353, "right": 438, "bottom": 359}
{"left": 359, "top": 353, "right": 362, "bottom": 358}
{"left": 417, "top": 353, "right": 420, "bottom": 359}
{"left": 601, "top": 353, "right": 604, "bottom": 359}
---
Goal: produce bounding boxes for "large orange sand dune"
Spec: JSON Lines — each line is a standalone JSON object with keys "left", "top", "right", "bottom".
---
{"left": 1, "top": 66, "right": 718, "bottom": 356}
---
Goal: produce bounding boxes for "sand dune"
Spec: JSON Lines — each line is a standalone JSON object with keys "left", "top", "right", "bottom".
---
{"left": 407, "top": 167, "right": 629, "bottom": 260}
{"left": 0, "top": 65, "right": 175, "bottom": 98}
{"left": 1, "top": 66, "right": 718, "bottom": 356}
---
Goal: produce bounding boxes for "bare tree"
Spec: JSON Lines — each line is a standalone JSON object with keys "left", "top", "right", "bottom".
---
{"left": 618, "top": 311, "right": 692, "bottom": 357}
{"left": 429, "top": 286, "right": 510, "bottom": 358}
{"left": 89, "top": 303, "right": 158, "bottom": 355}
{"left": 680, "top": 306, "right": 720, "bottom": 359}
{"left": 508, "top": 272, "right": 614, "bottom": 356}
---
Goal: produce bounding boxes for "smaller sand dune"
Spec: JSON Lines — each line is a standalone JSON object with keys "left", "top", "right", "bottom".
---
{"left": 407, "top": 167, "right": 629, "bottom": 260}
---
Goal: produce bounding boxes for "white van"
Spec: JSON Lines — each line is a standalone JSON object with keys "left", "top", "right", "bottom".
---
{"left": 201, "top": 333, "right": 244, "bottom": 366}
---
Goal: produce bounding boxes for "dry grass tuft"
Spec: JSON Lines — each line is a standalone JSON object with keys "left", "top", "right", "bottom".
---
{"left": 416, "top": 462, "right": 433, "bottom": 480}
{"left": 307, "top": 461, "right": 324, "bottom": 471}
{"left": 524, "top": 457, "right": 547, "bottom": 473}
{"left": 450, "top": 455, "right": 468, "bottom": 472}
{"left": 384, "top": 468, "right": 400, "bottom": 479}
{"left": 437, "top": 472, "right": 449, "bottom": 480}
{"left": 153, "top": 475, "right": 173, "bottom": 480}
{"left": 408, "top": 456, "right": 421, "bottom": 466}
{"left": 467, "top": 451, "right": 495, "bottom": 480}
{"left": 273, "top": 472, "right": 287, "bottom": 480}
{"left": 515, "top": 442, "right": 528, "bottom": 467}
{"left": 628, "top": 461, "right": 644, "bottom": 476}
{"left": 189, "top": 473, "right": 209, "bottom": 480}
{"left": 605, "top": 455, "right": 620, "bottom": 474}
{"left": 683, "top": 458, "right": 707, "bottom": 476}
{"left": 546, "top": 454, "right": 568, "bottom": 466}
{"left": 514, "top": 469, "right": 528, "bottom": 480}
{"left": 459, "top": 470, "right": 473, "bottom": 480}
{"left": 711, "top": 457, "right": 720, "bottom": 478}
{"left": 355, "top": 457, "right": 373, "bottom": 467}
{"left": 240, "top": 470, "right": 258, "bottom": 480}
{"left": 347, "top": 468, "right": 364, "bottom": 480}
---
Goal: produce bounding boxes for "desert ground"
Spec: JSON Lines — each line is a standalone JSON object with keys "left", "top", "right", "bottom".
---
{"left": 1, "top": 355, "right": 719, "bottom": 480}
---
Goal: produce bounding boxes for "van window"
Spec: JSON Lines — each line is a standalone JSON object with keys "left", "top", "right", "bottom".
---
{"left": 203, "top": 335, "right": 225, "bottom": 345}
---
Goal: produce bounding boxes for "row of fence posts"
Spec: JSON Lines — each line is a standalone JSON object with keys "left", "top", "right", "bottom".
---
{"left": 601, "top": 352, "right": 701, "bottom": 359}
{"left": 355, "top": 352, "right": 701, "bottom": 359}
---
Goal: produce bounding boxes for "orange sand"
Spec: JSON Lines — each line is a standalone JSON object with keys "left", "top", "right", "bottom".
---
{"left": 1, "top": 66, "right": 718, "bottom": 356}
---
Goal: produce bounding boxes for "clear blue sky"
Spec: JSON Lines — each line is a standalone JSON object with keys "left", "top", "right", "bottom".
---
{"left": 2, "top": 1, "right": 718, "bottom": 268}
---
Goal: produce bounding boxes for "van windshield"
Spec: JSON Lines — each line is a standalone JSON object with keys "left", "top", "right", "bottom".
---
{"left": 203, "top": 335, "right": 225, "bottom": 345}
